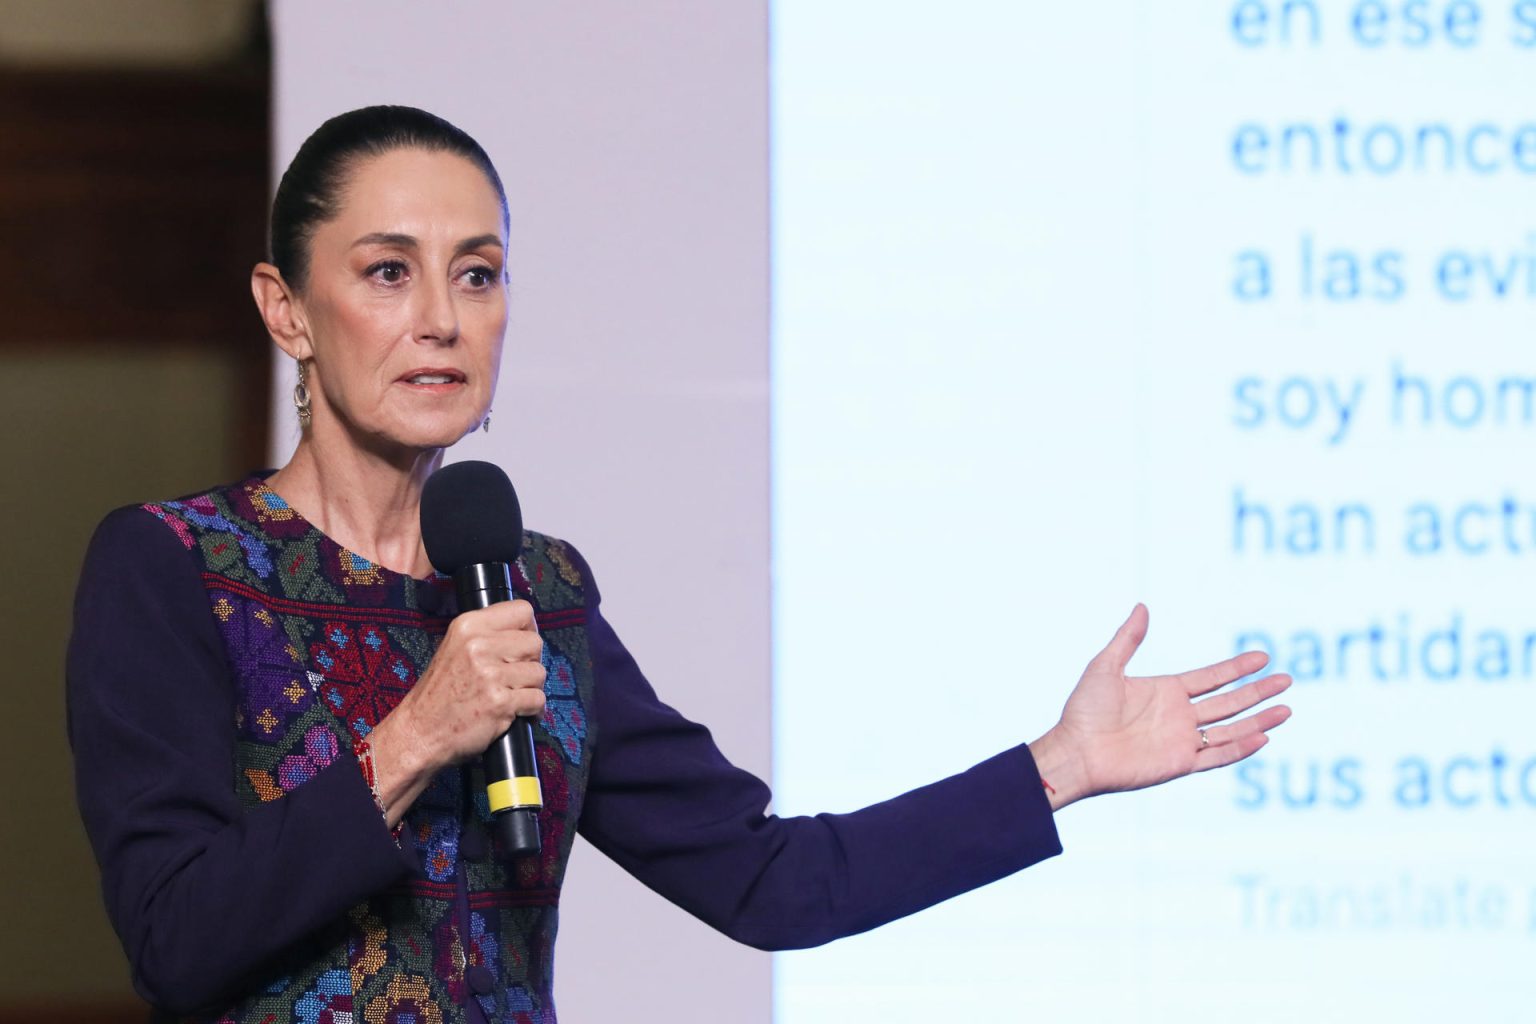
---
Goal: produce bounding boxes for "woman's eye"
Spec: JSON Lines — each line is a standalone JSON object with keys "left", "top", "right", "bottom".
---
{"left": 464, "top": 266, "right": 497, "bottom": 288}
{"left": 367, "top": 260, "right": 408, "bottom": 284}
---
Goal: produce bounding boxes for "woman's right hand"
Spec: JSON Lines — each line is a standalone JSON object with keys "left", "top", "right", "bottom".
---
{"left": 364, "top": 600, "right": 546, "bottom": 825}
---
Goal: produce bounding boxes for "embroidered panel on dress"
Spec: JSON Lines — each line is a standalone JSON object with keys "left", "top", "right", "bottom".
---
{"left": 144, "top": 478, "right": 595, "bottom": 1024}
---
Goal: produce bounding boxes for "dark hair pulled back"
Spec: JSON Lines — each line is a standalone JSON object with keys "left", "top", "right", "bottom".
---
{"left": 269, "top": 105, "right": 508, "bottom": 290}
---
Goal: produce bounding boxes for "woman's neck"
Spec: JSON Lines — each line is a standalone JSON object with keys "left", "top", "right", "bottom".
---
{"left": 266, "top": 434, "right": 444, "bottom": 578}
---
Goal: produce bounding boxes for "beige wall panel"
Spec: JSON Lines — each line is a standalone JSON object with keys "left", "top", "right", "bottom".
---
{"left": 268, "top": 3, "right": 772, "bottom": 1021}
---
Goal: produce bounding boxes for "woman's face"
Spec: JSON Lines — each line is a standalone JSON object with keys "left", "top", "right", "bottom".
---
{"left": 296, "top": 147, "right": 508, "bottom": 453}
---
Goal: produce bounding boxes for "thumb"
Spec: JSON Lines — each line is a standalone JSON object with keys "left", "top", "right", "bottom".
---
{"left": 1090, "top": 603, "right": 1149, "bottom": 674}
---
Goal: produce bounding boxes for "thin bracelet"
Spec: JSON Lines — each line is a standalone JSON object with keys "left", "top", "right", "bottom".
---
{"left": 1041, "top": 777, "right": 1057, "bottom": 796}
{"left": 354, "top": 738, "right": 402, "bottom": 840}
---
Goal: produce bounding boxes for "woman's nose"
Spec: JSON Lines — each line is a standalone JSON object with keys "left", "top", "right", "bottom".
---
{"left": 414, "top": 276, "right": 459, "bottom": 345}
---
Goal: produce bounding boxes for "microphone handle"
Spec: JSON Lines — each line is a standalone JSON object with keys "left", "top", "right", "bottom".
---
{"left": 484, "top": 722, "right": 541, "bottom": 855}
{"left": 456, "top": 562, "right": 543, "bottom": 857}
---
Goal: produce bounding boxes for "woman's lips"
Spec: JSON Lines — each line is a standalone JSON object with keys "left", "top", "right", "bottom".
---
{"left": 398, "top": 369, "right": 466, "bottom": 392}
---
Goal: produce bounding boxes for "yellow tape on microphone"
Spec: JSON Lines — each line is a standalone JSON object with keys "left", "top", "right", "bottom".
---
{"left": 487, "top": 777, "right": 544, "bottom": 813}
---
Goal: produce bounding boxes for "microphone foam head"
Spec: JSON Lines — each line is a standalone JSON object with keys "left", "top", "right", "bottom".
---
{"left": 420, "top": 460, "right": 524, "bottom": 573}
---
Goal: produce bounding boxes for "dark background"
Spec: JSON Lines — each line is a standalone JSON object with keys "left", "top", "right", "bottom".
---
{"left": 0, "top": 2, "right": 271, "bottom": 1018}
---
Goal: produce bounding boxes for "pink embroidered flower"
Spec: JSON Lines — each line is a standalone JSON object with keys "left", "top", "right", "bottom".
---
{"left": 277, "top": 724, "right": 339, "bottom": 791}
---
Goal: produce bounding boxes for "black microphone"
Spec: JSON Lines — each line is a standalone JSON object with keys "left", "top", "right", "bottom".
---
{"left": 421, "top": 460, "right": 542, "bottom": 858}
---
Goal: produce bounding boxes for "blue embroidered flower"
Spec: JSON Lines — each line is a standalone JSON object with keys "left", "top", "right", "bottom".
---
{"left": 543, "top": 649, "right": 576, "bottom": 696}
{"left": 294, "top": 968, "right": 351, "bottom": 1024}
{"left": 540, "top": 650, "right": 586, "bottom": 765}
{"left": 165, "top": 499, "right": 275, "bottom": 578}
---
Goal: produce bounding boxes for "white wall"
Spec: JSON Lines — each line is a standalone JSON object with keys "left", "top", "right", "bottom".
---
{"left": 267, "top": 3, "right": 771, "bottom": 1020}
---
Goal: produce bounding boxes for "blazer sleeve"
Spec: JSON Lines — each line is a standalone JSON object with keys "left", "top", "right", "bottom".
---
{"left": 569, "top": 544, "right": 1063, "bottom": 952}
{"left": 66, "top": 506, "right": 414, "bottom": 1015}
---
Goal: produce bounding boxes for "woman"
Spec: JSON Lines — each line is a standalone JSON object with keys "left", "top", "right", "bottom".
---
{"left": 67, "top": 106, "right": 1291, "bottom": 1024}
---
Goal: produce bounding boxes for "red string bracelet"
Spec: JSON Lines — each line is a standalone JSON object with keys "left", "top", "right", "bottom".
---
{"left": 355, "top": 738, "right": 403, "bottom": 840}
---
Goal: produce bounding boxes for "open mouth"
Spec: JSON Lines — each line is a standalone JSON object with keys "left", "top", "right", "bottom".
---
{"left": 399, "top": 370, "right": 466, "bottom": 387}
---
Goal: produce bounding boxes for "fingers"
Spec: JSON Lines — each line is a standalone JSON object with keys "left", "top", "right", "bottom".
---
{"left": 479, "top": 653, "right": 548, "bottom": 720}
{"left": 1203, "top": 703, "right": 1291, "bottom": 748}
{"left": 470, "top": 598, "right": 540, "bottom": 633}
{"left": 1177, "top": 649, "right": 1270, "bottom": 698}
{"left": 1194, "top": 673, "right": 1291, "bottom": 726}
{"left": 1194, "top": 732, "right": 1269, "bottom": 771}
{"left": 448, "top": 600, "right": 542, "bottom": 657}
{"left": 1193, "top": 704, "right": 1292, "bottom": 772}
{"left": 507, "top": 678, "right": 547, "bottom": 718}
{"left": 442, "top": 599, "right": 547, "bottom": 706}
{"left": 1091, "top": 603, "right": 1149, "bottom": 673}
{"left": 398, "top": 598, "right": 550, "bottom": 769}
{"left": 457, "top": 624, "right": 543, "bottom": 669}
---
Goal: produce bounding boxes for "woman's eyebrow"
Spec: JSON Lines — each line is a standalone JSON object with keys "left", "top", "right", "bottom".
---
{"left": 349, "top": 232, "right": 503, "bottom": 254}
{"left": 456, "top": 233, "right": 504, "bottom": 255}
{"left": 351, "top": 231, "right": 417, "bottom": 250}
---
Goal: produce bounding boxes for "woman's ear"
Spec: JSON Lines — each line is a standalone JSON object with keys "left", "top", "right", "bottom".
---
{"left": 251, "top": 262, "right": 313, "bottom": 361}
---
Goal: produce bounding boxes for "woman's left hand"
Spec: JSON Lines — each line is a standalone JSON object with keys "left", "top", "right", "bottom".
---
{"left": 1029, "top": 603, "right": 1291, "bottom": 810}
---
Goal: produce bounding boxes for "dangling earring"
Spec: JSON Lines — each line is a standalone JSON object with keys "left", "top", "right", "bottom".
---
{"left": 481, "top": 408, "right": 492, "bottom": 433}
{"left": 293, "top": 360, "right": 312, "bottom": 428}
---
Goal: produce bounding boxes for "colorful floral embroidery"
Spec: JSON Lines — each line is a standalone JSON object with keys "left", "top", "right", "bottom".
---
{"left": 540, "top": 651, "right": 587, "bottom": 766}
{"left": 363, "top": 975, "right": 442, "bottom": 1024}
{"left": 144, "top": 478, "right": 593, "bottom": 1024}
{"left": 277, "top": 724, "right": 339, "bottom": 792}
{"left": 295, "top": 969, "right": 352, "bottom": 1024}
